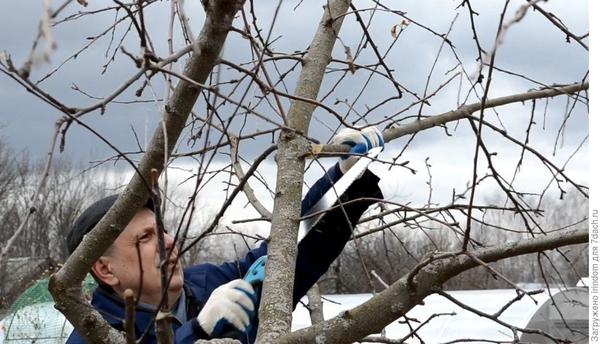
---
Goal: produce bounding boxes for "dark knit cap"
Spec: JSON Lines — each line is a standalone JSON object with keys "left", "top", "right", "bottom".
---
{"left": 66, "top": 195, "right": 154, "bottom": 254}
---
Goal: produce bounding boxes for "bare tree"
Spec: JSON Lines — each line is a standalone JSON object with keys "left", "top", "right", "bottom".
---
{"left": 0, "top": 139, "right": 113, "bottom": 309}
{"left": 0, "top": 0, "right": 588, "bottom": 343}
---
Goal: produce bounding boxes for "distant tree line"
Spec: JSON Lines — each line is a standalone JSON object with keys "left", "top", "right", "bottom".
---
{"left": 322, "top": 192, "right": 588, "bottom": 293}
{"left": 0, "top": 137, "right": 587, "bottom": 312}
{"left": 0, "top": 139, "right": 110, "bottom": 309}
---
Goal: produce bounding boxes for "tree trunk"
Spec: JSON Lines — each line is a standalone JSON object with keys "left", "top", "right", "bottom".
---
{"left": 256, "top": 0, "right": 351, "bottom": 341}
{"left": 48, "top": 1, "right": 246, "bottom": 343}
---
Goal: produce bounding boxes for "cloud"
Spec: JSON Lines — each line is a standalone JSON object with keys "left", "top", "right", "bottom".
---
{"left": 0, "top": 0, "right": 588, "bottom": 209}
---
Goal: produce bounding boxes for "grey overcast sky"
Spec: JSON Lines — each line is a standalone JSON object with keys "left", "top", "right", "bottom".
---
{"left": 0, "top": 0, "right": 590, "bottom": 210}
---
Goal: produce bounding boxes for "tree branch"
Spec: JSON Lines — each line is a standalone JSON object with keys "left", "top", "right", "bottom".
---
{"left": 230, "top": 136, "right": 272, "bottom": 218}
{"left": 278, "top": 228, "right": 588, "bottom": 344}
{"left": 313, "top": 82, "right": 589, "bottom": 156}
{"left": 48, "top": 1, "right": 246, "bottom": 343}
{"left": 382, "top": 82, "right": 588, "bottom": 143}
{"left": 257, "top": 0, "right": 352, "bottom": 341}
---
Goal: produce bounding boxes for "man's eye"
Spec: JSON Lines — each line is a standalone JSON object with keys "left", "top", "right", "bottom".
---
{"left": 139, "top": 233, "right": 152, "bottom": 241}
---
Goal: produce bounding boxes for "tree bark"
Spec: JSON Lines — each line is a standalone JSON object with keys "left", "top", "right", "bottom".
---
{"left": 306, "top": 284, "right": 325, "bottom": 325}
{"left": 277, "top": 228, "right": 588, "bottom": 344}
{"left": 382, "top": 82, "right": 589, "bottom": 142}
{"left": 314, "top": 82, "right": 589, "bottom": 156}
{"left": 256, "top": 0, "right": 351, "bottom": 342}
{"left": 48, "top": 1, "right": 245, "bottom": 343}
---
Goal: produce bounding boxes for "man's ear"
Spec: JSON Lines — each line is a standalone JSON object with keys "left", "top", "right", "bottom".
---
{"left": 91, "top": 257, "right": 119, "bottom": 287}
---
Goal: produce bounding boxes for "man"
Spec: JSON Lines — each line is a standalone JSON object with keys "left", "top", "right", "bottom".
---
{"left": 65, "top": 127, "right": 384, "bottom": 344}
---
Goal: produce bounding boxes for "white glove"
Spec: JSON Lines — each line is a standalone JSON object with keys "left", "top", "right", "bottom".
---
{"left": 197, "top": 279, "right": 257, "bottom": 337}
{"left": 331, "top": 126, "right": 384, "bottom": 174}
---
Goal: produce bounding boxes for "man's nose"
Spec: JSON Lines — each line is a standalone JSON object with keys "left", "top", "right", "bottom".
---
{"left": 164, "top": 232, "right": 175, "bottom": 249}
{"left": 157, "top": 231, "right": 175, "bottom": 250}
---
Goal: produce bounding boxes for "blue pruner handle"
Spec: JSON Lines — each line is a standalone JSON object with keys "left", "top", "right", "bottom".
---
{"left": 220, "top": 255, "right": 268, "bottom": 341}
{"left": 244, "top": 255, "right": 267, "bottom": 288}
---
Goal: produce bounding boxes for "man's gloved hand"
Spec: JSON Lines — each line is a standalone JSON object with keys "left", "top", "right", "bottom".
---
{"left": 332, "top": 126, "right": 384, "bottom": 174}
{"left": 197, "top": 279, "right": 257, "bottom": 338}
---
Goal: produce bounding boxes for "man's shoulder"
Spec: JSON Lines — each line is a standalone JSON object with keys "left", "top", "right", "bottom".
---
{"left": 183, "top": 262, "right": 236, "bottom": 286}
{"left": 90, "top": 287, "right": 126, "bottom": 322}
{"left": 183, "top": 263, "right": 209, "bottom": 283}
{"left": 66, "top": 330, "right": 85, "bottom": 344}
{"left": 65, "top": 289, "right": 125, "bottom": 344}
{"left": 183, "top": 262, "right": 232, "bottom": 302}
{"left": 183, "top": 263, "right": 217, "bottom": 295}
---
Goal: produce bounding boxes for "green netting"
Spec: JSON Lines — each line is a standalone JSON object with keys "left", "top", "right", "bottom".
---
{"left": 8, "top": 275, "right": 96, "bottom": 313}
{"left": 1, "top": 275, "right": 97, "bottom": 343}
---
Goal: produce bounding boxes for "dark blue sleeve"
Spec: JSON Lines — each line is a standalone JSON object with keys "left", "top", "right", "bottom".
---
{"left": 187, "top": 163, "right": 381, "bottom": 342}
{"left": 201, "top": 163, "right": 365, "bottom": 295}
{"left": 66, "top": 309, "right": 208, "bottom": 344}
{"left": 301, "top": 163, "right": 343, "bottom": 214}
{"left": 215, "top": 241, "right": 268, "bottom": 281}
{"left": 65, "top": 331, "right": 85, "bottom": 344}
{"left": 66, "top": 319, "right": 207, "bottom": 344}
{"left": 186, "top": 244, "right": 267, "bottom": 344}
{"left": 199, "top": 241, "right": 268, "bottom": 297}
{"left": 292, "top": 163, "right": 383, "bottom": 305}
{"left": 173, "top": 319, "right": 210, "bottom": 344}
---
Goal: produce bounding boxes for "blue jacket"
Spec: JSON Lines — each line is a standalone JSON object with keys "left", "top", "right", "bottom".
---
{"left": 66, "top": 164, "right": 382, "bottom": 343}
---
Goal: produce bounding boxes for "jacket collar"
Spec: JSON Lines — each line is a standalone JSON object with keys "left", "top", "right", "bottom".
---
{"left": 91, "top": 286, "right": 188, "bottom": 338}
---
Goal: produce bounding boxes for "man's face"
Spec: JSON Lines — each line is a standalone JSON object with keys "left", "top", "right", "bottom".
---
{"left": 97, "top": 208, "right": 184, "bottom": 307}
